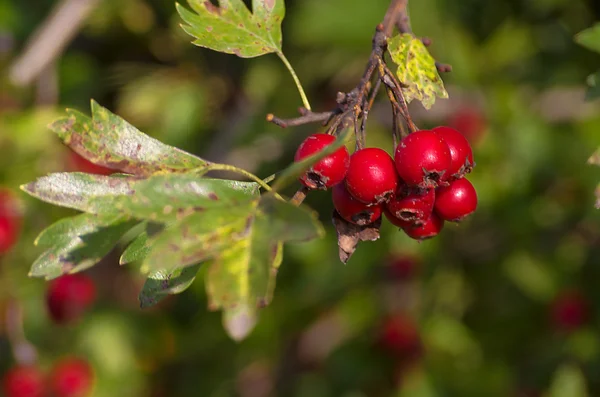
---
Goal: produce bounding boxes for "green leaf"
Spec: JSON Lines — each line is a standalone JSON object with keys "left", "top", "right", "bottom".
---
{"left": 176, "top": 0, "right": 285, "bottom": 58}
{"left": 21, "top": 173, "right": 134, "bottom": 213}
{"left": 548, "top": 364, "right": 588, "bottom": 397}
{"left": 49, "top": 100, "right": 208, "bottom": 176}
{"left": 575, "top": 23, "right": 600, "bottom": 53}
{"left": 23, "top": 172, "right": 260, "bottom": 222}
{"left": 388, "top": 33, "right": 449, "bottom": 109}
{"left": 119, "top": 223, "right": 164, "bottom": 265}
{"left": 138, "top": 264, "right": 202, "bottom": 308}
{"left": 272, "top": 127, "right": 352, "bottom": 191}
{"left": 585, "top": 71, "right": 600, "bottom": 101}
{"left": 32, "top": 214, "right": 138, "bottom": 279}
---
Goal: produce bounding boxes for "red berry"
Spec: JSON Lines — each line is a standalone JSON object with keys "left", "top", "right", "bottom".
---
{"left": 434, "top": 178, "right": 477, "bottom": 221}
{"left": 385, "top": 184, "right": 435, "bottom": 227}
{"left": 46, "top": 274, "right": 97, "bottom": 324}
{"left": 402, "top": 213, "right": 443, "bottom": 240}
{"left": 332, "top": 183, "right": 381, "bottom": 225}
{"left": 394, "top": 130, "right": 452, "bottom": 188}
{"left": 50, "top": 358, "right": 93, "bottom": 397}
{"left": 68, "top": 152, "right": 114, "bottom": 176}
{"left": 294, "top": 134, "right": 350, "bottom": 190}
{"left": 379, "top": 316, "right": 422, "bottom": 360}
{"left": 0, "top": 190, "right": 21, "bottom": 254}
{"left": 432, "top": 126, "right": 474, "bottom": 179}
{"left": 448, "top": 106, "right": 486, "bottom": 144}
{"left": 2, "top": 366, "right": 45, "bottom": 397}
{"left": 387, "top": 254, "right": 420, "bottom": 281}
{"left": 345, "top": 148, "right": 398, "bottom": 204}
{"left": 551, "top": 290, "right": 588, "bottom": 332}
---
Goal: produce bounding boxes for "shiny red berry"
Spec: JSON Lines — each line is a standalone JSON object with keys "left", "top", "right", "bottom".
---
{"left": 434, "top": 178, "right": 477, "bottom": 221}
{"left": 385, "top": 184, "right": 435, "bottom": 227}
{"left": 394, "top": 130, "right": 451, "bottom": 188}
{"left": 345, "top": 148, "right": 398, "bottom": 204}
{"left": 2, "top": 366, "right": 45, "bottom": 397}
{"left": 551, "top": 290, "right": 588, "bottom": 332}
{"left": 294, "top": 134, "right": 350, "bottom": 190}
{"left": 46, "top": 274, "right": 97, "bottom": 324}
{"left": 50, "top": 358, "right": 93, "bottom": 397}
{"left": 403, "top": 213, "right": 443, "bottom": 240}
{"left": 332, "top": 183, "right": 381, "bottom": 226}
{"left": 432, "top": 126, "right": 474, "bottom": 178}
{"left": 68, "top": 152, "right": 114, "bottom": 176}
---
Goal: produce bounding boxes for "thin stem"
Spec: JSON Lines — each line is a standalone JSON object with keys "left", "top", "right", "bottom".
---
{"left": 266, "top": 110, "right": 333, "bottom": 128}
{"left": 5, "top": 300, "right": 38, "bottom": 366}
{"left": 290, "top": 186, "right": 309, "bottom": 206}
{"left": 277, "top": 51, "right": 312, "bottom": 111}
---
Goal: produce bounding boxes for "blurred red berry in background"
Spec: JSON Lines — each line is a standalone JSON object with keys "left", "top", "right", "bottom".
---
{"left": 67, "top": 151, "right": 114, "bottom": 176}
{"left": 387, "top": 254, "right": 420, "bottom": 281}
{"left": 46, "top": 274, "right": 97, "bottom": 324}
{"left": 550, "top": 289, "right": 589, "bottom": 332}
{"left": 49, "top": 358, "right": 94, "bottom": 397}
{"left": 379, "top": 315, "right": 422, "bottom": 361}
{"left": 0, "top": 189, "right": 22, "bottom": 254}
{"left": 447, "top": 106, "right": 486, "bottom": 145}
{"left": 2, "top": 365, "right": 45, "bottom": 397}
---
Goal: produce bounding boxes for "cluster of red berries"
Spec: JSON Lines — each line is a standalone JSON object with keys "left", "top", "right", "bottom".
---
{"left": 294, "top": 126, "right": 478, "bottom": 240}
{"left": 2, "top": 358, "right": 93, "bottom": 397}
{"left": 46, "top": 274, "right": 97, "bottom": 325}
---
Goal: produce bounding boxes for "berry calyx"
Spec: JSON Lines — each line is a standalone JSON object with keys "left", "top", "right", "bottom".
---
{"left": 551, "top": 290, "right": 588, "bottom": 332}
{"left": 294, "top": 134, "right": 350, "bottom": 190}
{"left": 432, "top": 126, "right": 474, "bottom": 178}
{"left": 383, "top": 207, "right": 413, "bottom": 229}
{"left": 46, "top": 274, "right": 97, "bottom": 324}
{"left": 385, "top": 184, "right": 435, "bottom": 227}
{"left": 394, "top": 130, "right": 451, "bottom": 188}
{"left": 433, "top": 178, "right": 477, "bottom": 221}
{"left": 345, "top": 148, "right": 398, "bottom": 204}
{"left": 332, "top": 183, "right": 381, "bottom": 225}
{"left": 2, "top": 366, "right": 45, "bottom": 397}
{"left": 50, "top": 358, "right": 93, "bottom": 397}
{"left": 402, "top": 213, "right": 443, "bottom": 240}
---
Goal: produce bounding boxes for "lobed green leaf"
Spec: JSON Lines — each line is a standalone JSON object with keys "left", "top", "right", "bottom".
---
{"left": 49, "top": 100, "right": 208, "bottom": 176}
{"left": 177, "top": 0, "right": 285, "bottom": 58}
{"left": 388, "top": 33, "right": 448, "bottom": 109}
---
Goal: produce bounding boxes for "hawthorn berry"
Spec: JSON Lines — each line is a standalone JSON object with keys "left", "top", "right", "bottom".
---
{"left": 385, "top": 184, "right": 435, "bottom": 227}
{"left": 434, "top": 178, "right": 477, "bottom": 221}
{"left": 378, "top": 315, "right": 422, "bottom": 360}
{"left": 394, "top": 130, "right": 451, "bottom": 188}
{"left": 432, "top": 126, "right": 474, "bottom": 178}
{"left": 448, "top": 106, "right": 486, "bottom": 144}
{"left": 551, "top": 290, "right": 588, "bottom": 332}
{"left": 402, "top": 213, "right": 443, "bottom": 240}
{"left": 386, "top": 254, "right": 420, "bottom": 281}
{"left": 46, "top": 274, "right": 97, "bottom": 324}
{"left": 49, "top": 358, "right": 93, "bottom": 397}
{"left": 294, "top": 133, "right": 350, "bottom": 189}
{"left": 332, "top": 183, "right": 381, "bottom": 225}
{"left": 68, "top": 152, "right": 114, "bottom": 176}
{"left": 345, "top": 148, "right": 398, "bottom": 204}
{"left": 2, "top": 366, "right": 45, "bottom": 397}
{"left": 0, "top": 189, "right": 21, "bottom": 254}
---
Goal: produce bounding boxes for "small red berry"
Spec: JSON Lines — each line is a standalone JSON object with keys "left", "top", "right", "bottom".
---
{"left": 345, "top": 148, "right": 398, "bottom": 204}
{"left": 46, "top": 274, "right": 97, "bottom": 324}
{"left": 551, "top": 290, "right": 588, "bottom": 332}
{"left": 2, "top": 366, "right": 45, "bottom": 397}
{"left": 0, "top": 189, "right": 21, "bottom": 254}
{"left": 387, "top": 254, "right": 420, "bottom": 281}
{"left": 332, "top": 183, "right": 381, "bottom": 225}
{"left": 432, "top": 126, "right": 474, "bottom": 178}
{"left": 294, "top": 134, "right": 350, "bottom": 190}
{"left": 50, "top": 358, "right": 93, "bottom": 397}
{"left": 378, "top": 316, "right": 422, "bottom": 360}
{"left": 448, "top": 106, "right": 486, "bottom": 144}
{"left": 385, "top": 184, "right": 435, "bottom": 227}
{"left": 394, "top": 130, "right": 452, "bottom": 188}
{"left": 434, "top": 178, "right": 477, "bottom": 221}
{"left": 402, "top": 213, "right": 443, "bottom": 240}
{"left": 68, "top": 152, "right": 114, "bottom": 176}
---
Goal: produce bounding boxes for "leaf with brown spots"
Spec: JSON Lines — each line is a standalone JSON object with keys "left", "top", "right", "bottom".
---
{"left": 31, "top": 213, "right": 138, "bottom": 280}
{"left": 176, "top": 0, "right": 284, "bottom": 58}
{"left": 138, "top": 263, "right": 202, "bottom": 308}
{"left": 332, "top": 211, "right": 381, "bottom": 264}
{"left": 49, "top": 100, "right": 209, "bottom": 176}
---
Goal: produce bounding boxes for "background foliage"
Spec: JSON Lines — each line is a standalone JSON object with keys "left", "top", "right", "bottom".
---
{"left": 1, "top": 0, "right": 600, "bottom": 396}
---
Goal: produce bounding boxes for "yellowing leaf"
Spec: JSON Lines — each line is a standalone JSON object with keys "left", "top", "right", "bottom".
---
{"left": 177, "top": 0, "right": 285, "bottom": 58}
{"left": 388, "top": 33, "right": 448, "bottom": 109}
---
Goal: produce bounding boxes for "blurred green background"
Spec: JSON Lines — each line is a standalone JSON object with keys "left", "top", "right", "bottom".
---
{"left": 1, "top": 0, "right": 600, "bottom": 396}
